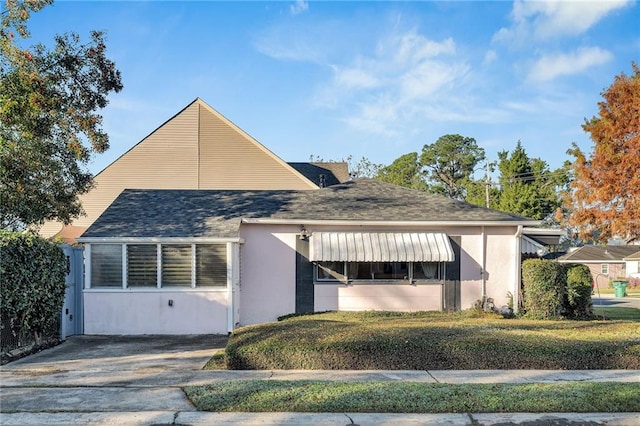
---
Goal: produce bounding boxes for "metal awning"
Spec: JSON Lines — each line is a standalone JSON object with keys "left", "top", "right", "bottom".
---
{"left": 521, "top": 235, "right": 547, "bottom": 256}
{"left": 309, "top": 232, "right": 454, "bottom": 262}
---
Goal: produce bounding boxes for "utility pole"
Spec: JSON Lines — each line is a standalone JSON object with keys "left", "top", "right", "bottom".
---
{"left": 485, "top": 161, "right": 491, "bottom": 208}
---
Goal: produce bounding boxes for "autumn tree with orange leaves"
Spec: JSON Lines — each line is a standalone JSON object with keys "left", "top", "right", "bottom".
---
{"left": 565, "top": 63, "right": 640, "bottom": 243}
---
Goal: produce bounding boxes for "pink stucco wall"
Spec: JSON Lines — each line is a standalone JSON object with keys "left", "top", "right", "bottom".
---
{"left": 238, "top": 223, "right": 520, "bottom": 325}
{"left": 239, "top": 226, "right": 298, "bottom": 326}
{"left": 315, "top": 283, "right": 443, "bottom": 311}
{"left": 83, "top": 290, "right": 228, "bottom": 334}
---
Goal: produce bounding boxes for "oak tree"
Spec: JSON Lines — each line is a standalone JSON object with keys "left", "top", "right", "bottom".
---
{"left": 419, "top": 134, "right": 485, "bottom": 200}
{"left": 566, "top": 63, "right": 640, "bottom": 243}
{"left": 375, "top": 152, "right": 427, "bottom": 191}
{"left": 0, "top": 0, "right": 123, "bottom": 230}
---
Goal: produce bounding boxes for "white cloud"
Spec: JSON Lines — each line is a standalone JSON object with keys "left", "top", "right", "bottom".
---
{"left": 483, "top": 50, "right": 498, "bottom": 66}
{"left": 333, "top": 65, "right": 381, "bottom": 89}
{"left": 289, "top": 1, "right": 308, "bottom": 16}
{"left": 311, "top": 30, "right": 480, "bottom": 137}
{"left": 494, "top": 0, "right": 632, "bottom": 43}
{"left": 528, "top": 46, "right": 613, "bottom": 81}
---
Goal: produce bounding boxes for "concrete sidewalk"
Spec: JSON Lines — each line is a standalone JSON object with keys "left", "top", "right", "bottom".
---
{"left": 2, "top": 336, "right": 639, "bottom": 425}
{"left": 2, "top": 369, "right": 639, "bottom": 425}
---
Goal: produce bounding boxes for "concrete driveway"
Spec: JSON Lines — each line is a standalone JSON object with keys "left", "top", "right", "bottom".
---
{"left": 0, "top": 335, "right": 227, "bottom": 424}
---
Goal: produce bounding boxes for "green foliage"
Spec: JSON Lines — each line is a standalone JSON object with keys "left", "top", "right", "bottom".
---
{"left": 185, "top": 381, "right": 640, "bottom": 413}
{"left": 564, "top": 264, "right": 595, "bottom": 319}
{"left": 522, "top": 259, "right": 566, "bottom": 319}
{"left": 0, "top": 231, "right": 66, "bottom": 343}
{"left": 420, "top": 134, "right": 485, "bottom": 200}
{"left": 1, "top": 1, "right": 123, "bottom": 229}
{"left": 218, "top": 311, "right": 640, "bottom": 370}
{"left": 375, "top": 152, "right": 427, "bottom": 190}
{"left": 496, "top": 142, "right": 570, "bottom": 220}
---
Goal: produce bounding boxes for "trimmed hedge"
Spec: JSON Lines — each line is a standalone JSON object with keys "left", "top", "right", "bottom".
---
{"left": 0, "top": 231, "right": 66, "bottom": 346}
{"left": 219, "top": 311, "right": 640, "bottom": 370}
{"left": 522, "top": 259, "right": 566, "bottom": 319}
{"left": 565, "top": 264, "right": 594, "bottom": 319}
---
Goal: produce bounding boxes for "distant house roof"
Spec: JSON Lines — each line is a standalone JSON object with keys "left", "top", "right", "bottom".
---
{"left": 79, "top": 179, "right": 538, "bottom": 240}
{"left": 624, "top": 250, "right": 640, "bottom": 261}
{"left": 287, "top": 162, "right": 350, "bottom": 187}
{"left": 557, "top": 245, "right": 640, "bottom": 263}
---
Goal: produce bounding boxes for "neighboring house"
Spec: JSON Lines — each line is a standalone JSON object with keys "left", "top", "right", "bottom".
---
{"left": 624, "top": 250, "right": 640, "bottom": 279}
{"left": 41, "top": 98, "right": 348, "bottom": 242}
{"left": 557, "top": 246, "right": 640, "bottom": 288}
{"left": 77, "top": 179, "right": 539, "bottom": 335}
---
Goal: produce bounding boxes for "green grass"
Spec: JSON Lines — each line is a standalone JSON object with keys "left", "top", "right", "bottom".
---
{"left": 185, "top": 380, "right": 640, "bottom": 413}
{"left": 593, "top": 306, "right": 640, "bottom": 321}
{"left": 213, "top": 311, "right": 640, "bottom": 370}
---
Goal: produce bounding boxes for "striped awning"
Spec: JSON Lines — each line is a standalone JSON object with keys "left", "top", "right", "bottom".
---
{"left": 521, "top": 235, "right": 547, "bottom": 256}
{"left": 309, "top": 232, "right": 454, "bottom": 262}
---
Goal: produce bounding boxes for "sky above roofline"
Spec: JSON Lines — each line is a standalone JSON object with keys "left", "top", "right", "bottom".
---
{"left": 23, "top": 1, "right": 640, "bottom": 176}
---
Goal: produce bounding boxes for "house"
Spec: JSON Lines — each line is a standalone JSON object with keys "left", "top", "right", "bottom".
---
{"left": 40, "top": 98, "right": 348, "bottom": 242}
{"left": 623, "top": 250, "right": 640, "bottom": 279}
{"left": 77, "top": 179, "right": 539, "bottom": 335}
{"left": 557, "top": 245, "right": 640, "bottom": 288}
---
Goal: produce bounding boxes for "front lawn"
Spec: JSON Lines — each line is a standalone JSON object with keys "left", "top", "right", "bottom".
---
{"left": 185, "top": 381, "right": 640, "bottom": 413}
{"left": 213, "top": 311, "right": 640, "bottom": 370}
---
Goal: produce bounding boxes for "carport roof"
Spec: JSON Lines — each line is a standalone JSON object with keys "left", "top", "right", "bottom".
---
{"left": 79, "top": 179, "right": 537, "bottom": 239}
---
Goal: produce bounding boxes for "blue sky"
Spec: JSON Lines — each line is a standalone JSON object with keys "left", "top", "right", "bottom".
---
{"left": 24, "top": 1, "right": 640, "bottom": 175}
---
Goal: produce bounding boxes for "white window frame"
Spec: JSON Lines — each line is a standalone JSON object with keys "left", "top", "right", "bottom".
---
{"left": 601, "top": 264, "right": 609, "bottom": 275}
{"left": 86, "top": 242, "right": 228, "bottom": 290}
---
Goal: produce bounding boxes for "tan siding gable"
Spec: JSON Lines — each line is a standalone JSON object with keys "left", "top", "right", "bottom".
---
{"left": 197, "top": 102, "right": 316, "bottom": 190}
{"left": 42, "top": 99, "right": 316, "bottom": 238}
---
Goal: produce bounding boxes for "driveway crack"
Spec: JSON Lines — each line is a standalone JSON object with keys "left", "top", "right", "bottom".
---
{"left": 344, "top": 413, "right": 357, "bottom": 425}
{"left": 425, "top": 370, "right": 440, "bottom": 383}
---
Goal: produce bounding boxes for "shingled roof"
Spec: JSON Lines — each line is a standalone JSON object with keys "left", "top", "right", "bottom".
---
{"left": 558, "top": 245, "right": 640, "bottom": 263}
{"left": 80, "top": 179, "right": 537, "bottom": 239}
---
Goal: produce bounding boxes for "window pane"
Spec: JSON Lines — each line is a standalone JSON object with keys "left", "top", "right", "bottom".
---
{"left": 317, "top": 261, "right": 345, "bottom": 281}
{"left": 127, "top": 245, "right": 157, "bottom": 287}
{"left": 375, "top": 262, "right": 408, "bottom": 280}
{"left": 196, "top": 245, "right": 226, "bottom": 287}
{"left": 347, "top": 262, "right": 408, "bottom": 280}
{"left": 413, "top": 262, "right": 442, "bottom": 280}
{"left": 601, "top": 264, "right": 609, "bottom": 274}
{"left": 90, "top": 244, "right": 122, "bottom": 287}
{"left": 162, "top": 245, "right": 192, "bottom": 287}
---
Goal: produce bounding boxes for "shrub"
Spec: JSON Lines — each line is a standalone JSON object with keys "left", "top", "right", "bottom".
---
{"left": 522, "top": 259, "right": 566, "bottom": 320}
{"left": 0, "top": 231, "right": 66, "bottom": 345}
{"left": 564, "top": 264, "right": 594, "bottom": 319}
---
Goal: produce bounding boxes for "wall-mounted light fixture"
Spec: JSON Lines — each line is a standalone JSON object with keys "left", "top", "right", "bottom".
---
{"left": 299, "top": 225, "right": 311, "bottom": 241}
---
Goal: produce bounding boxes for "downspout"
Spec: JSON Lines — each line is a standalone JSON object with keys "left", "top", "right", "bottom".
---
{"left": 514, "top": 225, "right": 523, "bottom": 313}
{"left": 481, "top": 226, "right": 486, "bottom": 299}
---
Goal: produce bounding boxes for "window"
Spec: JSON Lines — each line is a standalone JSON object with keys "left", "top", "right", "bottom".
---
{"left": 90, "top": 244, "right": 122, "bottom": 287}
{"left": 88, "top": 242, "right": 230, "bottom": 289}
{"left": 196, "top": 245, "right": 227, "bottom": 287}
{"left": 317, "top": 261, "right": 346, "bottom": 281}
{"left": 162, "top": 245, "right": 192, "bottom": 287}
{"left": 412, "top": 262, "right": 443, "bottom": 280}
{"left": 601, "top": 264, "right": 609, "bottom": 275}
{"left": 315, "top": 261, "right": 442, "bottom": 282}
{"left": 127, "top": 244, "right": 158, "bottom": 287}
